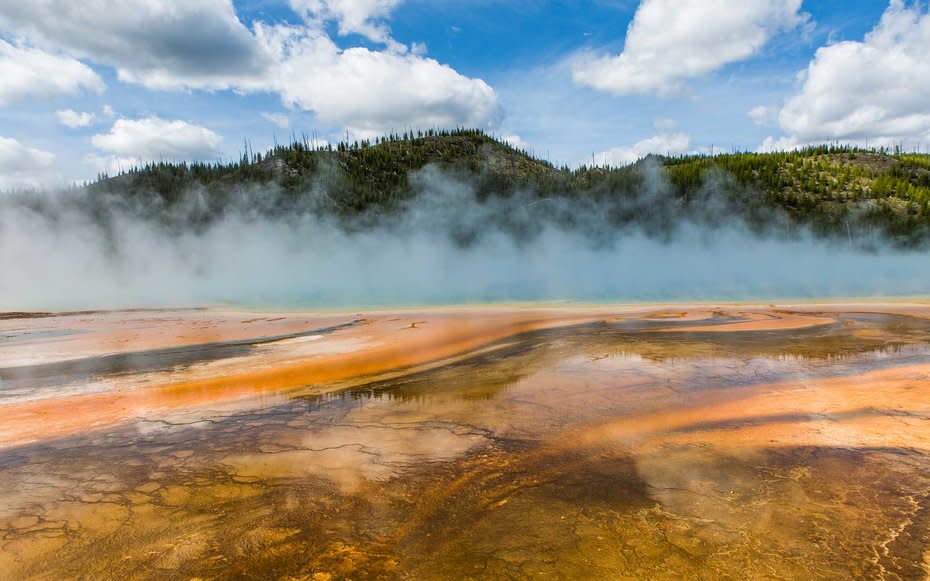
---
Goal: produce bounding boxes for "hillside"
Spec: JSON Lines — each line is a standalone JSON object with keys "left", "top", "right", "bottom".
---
{"left": 89, "top": 129, "right": 557, "bottom": 216}
{"left": 83, "top": 129, "right": 930, "bottom": 246}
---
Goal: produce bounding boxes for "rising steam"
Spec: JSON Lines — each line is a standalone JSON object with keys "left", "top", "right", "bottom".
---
{"left": 2, "top": 161, "right": 929, "bottom": 311}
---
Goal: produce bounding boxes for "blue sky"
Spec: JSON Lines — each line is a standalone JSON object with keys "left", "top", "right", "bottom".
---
{"left": 0, "top": 0, "right": 927, "bottom": 189}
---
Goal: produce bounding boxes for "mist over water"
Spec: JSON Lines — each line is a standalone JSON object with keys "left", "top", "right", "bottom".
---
{"left": 2, "top": 163, "right": 930, "bottom": 311}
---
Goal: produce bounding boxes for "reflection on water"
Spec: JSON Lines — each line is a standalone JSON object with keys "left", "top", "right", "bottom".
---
{"left": 3, "top": 312, "right": 930, "bottom": 578}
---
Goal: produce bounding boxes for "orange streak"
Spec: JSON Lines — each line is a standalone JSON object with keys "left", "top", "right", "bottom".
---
{"left": 0, "top": 310, "right": 608, "bottom": 449}
{"left": 576, "top": 362, "right": 930, "bottom": 452}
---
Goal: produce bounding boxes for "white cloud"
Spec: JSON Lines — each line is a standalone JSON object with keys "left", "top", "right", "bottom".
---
{"left": 0, "top": 1, "right": 499, "bottom": 139}
{"left": 290, "top": 0, "right": 403, "bottom": 45}
{"left": 56, "top": 109, "right": 96, "bottom": 128}
{"left": 0, "top": 40, "right": 103, "bottom": 106}
{"left": 84, "top": 154, "right": 148, "bottom": 176}
{"left": 0, "top": 136, "right": 56, "bottom": 191}
{"left": 0, "top": 0, "right": 272, "bottom": 91}
{"left": 503, "top": 134, "right": 531, "bottom": 151}
{"left": 589, "top": 133, "right": 692, "bottom": 167}
{"left": 91, "top": 117, "right": 223, "bottom": 164}
{"left": 261, "top": 112, "right": 291, "bottom": 129}
{"left": 102, "top": 105, "right": 116, "bottom": 118}
{"left": 573, "top": 0, "right": 806, "bottom": 95}
{"left": 757, "top": 135, "right": 804, "bottom": 153}
{"left": 263, "top": 25, "right": 501, "bottom": 138}
{"left": 748, "top": 105, "right": 778, "bottom": 127}
{"left": 774, "top": 0, "right": 930, "bottom": 149}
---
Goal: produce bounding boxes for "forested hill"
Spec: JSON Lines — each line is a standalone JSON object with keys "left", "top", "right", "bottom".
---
{"left": 83, "top": 129, "right": 930, "bottom": 246}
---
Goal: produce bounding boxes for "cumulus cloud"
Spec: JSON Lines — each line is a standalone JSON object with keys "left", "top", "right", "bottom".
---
{"left": 748, "top": 105, "right": 778, "bottom": 127}
{"left": 0, "top": 40, "right": 103, "bottom": 106}
{"left": 0, "top": 136, "right": 56, "bottom": 191}
{"left": 84, "top": 155, "right": 155, "bottom": 177}
{"left": 0, "top": 0, "right": 272, "bottom": 91}
{"left": 590, "top": 133, "right": 692, "bottom": 167}
{"left": 263, "top": 25, "right": 501, "bottom": 138}
{"left": 573, "top": 0, "right": 806, "bottom": 95}
{"left": 773, "top": 0, "right": 930, "bottom": 149}
{"left": 290, "top": 0, "right": 403, "bottom": 45}
{"left": 756, "top": 135, "right": 806, "bottom": 153}
{"left": 56, "top": 109, "right": 96, "bottom": 128}
{"left": 502, "top": 134, "right": 532, "bottom": 151}
{"left": 0, "top": 1, "right": 499, "bottom": 139}
{"left": 91, "top": 117, "right": 223, "bottom": 168}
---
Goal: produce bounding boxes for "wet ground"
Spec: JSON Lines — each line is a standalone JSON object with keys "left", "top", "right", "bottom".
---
{"left": 2, "top": 305, "right": 930, "bottom": 579}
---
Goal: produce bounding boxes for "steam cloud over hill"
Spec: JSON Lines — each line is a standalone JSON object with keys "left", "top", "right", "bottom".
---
{"left": 2, "top": 132, "right": 930, "bottom": 310}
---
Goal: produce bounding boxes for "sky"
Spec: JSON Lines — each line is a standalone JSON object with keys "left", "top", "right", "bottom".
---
{"left": 0, "top": 0, "right": 927, "bottom": 190}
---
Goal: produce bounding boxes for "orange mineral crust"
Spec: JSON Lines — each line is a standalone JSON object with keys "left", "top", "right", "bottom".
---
{"left": 0, "top": 302, "right": 924, "bottom": 451}
{"left": 574, "top": 361, "right": 930, "bottom": 453}
{"left": 0, "top": 305, "right": 623, "bottom": 447}
{"left": 3, "top": 302, "right": 930, "bottom": 579}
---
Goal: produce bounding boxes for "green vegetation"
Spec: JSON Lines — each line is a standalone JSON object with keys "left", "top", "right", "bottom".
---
{"left": 84, "top": 129, "right": 930, "bottom": 246}
{"left": 663, "top": 145, "right": 930, "bottom": 243}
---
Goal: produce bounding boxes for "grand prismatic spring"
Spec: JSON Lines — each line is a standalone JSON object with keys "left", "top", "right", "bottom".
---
{"left": 1, "top": 303, "right": 930, "bottom": 579}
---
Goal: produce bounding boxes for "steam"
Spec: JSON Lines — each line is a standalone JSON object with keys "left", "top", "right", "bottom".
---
{"left": 2, "top": 161, "right": 930, "bottom": 311}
